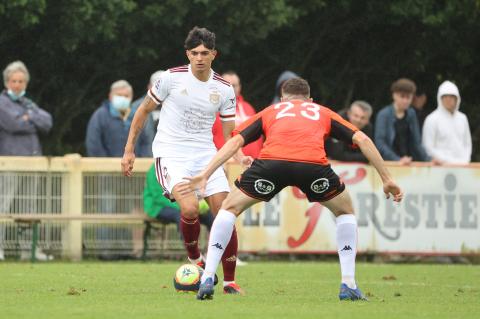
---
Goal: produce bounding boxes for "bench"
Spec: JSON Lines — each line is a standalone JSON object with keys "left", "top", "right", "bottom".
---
{"left": 0, "top": 214, "right": 170, "bottom": 262}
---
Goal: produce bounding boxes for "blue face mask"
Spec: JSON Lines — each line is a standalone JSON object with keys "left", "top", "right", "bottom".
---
{"left": 111, "top": 95, "right": 131, "bottom": 111}
{"left": 7, "top": 89, "right": 26, "bottom": 101}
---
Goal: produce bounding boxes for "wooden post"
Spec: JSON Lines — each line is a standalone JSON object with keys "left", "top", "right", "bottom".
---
{"left": 61, "top": 154, "right": 83, "bottom": 261}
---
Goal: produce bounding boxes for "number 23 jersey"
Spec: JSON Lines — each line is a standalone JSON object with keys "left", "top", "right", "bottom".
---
{"left": 232, "top": 99, "right": 359, "bottom": 165}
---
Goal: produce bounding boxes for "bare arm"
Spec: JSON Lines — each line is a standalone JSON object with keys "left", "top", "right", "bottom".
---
{"left": 353, "top": 131, "right": 403, "bottom": 201}
{"left": 221, "top": 119, "right": 252, "bottom": 166}
{"left": 124, "top": 96, "right": 157, "bottom": 152}
{"left": 204, "top": 134, "right": 245, "bottom": 179}
{"left": 121, "top": 96, "right": 158, "bottom": 176}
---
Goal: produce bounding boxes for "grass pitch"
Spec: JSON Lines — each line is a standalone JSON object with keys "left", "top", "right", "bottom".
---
{"left": 0, "top": 261, "right": 479, "bottom": 319}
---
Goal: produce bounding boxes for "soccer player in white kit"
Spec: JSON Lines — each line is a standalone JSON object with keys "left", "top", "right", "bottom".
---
{"left": 122, "top": 27, "right": 251, "bottom": 294}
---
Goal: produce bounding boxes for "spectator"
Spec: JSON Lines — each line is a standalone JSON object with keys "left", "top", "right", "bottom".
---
{"left": 0, "top": 60, "right": 53, "bottom": 261}
{"left": 86, "top": 80, "right": 150, "bottom": 259}
{"left": 131, "top": 70, "right": 164, "bottom": 150}
{"left": 212, "top": 71, "right": 263, "bottom": 158}
{"left": 86, "top": 80, "right": 151, "bottom": 157}
{"left": 422, "top": 81, "right": 472, "bottom": 164}
{"left": 325, "top": 101, "right": 373, "bottom": 163}
{"left": 0, "top": 61, "right": 52, "bottom": 155}
{"left": 271, "top": 70, "right": 299, "bottom": 104}
{"left": 143, "top": 164, "right": 213, "bottom": 232}
{"left": 375, "top": 78, "right": 431, "bottom": 165}
{"left": 412, "top": 90, "right": 428, "bottom": 132}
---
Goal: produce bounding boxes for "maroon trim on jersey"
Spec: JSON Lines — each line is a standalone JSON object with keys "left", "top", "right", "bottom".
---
{"left": 148, "top": 88, "right": 161, "bottom": 104}
{"left": 213, "top": 75, "right": 231, "bottom": 87}
{"left": 169, "top": 65, "right": 188, "bottom": 71}
{"left": 220, "top": 114, "right": 235, "bottom": 119}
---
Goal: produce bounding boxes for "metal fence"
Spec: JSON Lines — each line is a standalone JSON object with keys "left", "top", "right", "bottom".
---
{"left": 0, "top": 155, "right": 208, "bottom": 260}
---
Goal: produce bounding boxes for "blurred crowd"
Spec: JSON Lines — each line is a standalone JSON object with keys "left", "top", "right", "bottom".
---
{"left": 0, "top": 60, "right": 476, "bottom": 260}
{"left": 0, "top": 61, "right": 474, "bottom": 165}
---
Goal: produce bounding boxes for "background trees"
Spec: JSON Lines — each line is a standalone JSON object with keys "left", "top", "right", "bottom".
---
{"left": 1, "top": 0, "right": 479, "bottom": 159}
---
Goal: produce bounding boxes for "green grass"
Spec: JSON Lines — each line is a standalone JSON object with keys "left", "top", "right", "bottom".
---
{"left": 0, "top": 262, "right": 479, "bottom": 318}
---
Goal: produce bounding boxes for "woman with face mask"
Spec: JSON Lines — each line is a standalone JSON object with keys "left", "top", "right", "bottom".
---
{"left": 0, "top": 61, "right": 54, "bottom": 262}
{"left": 0, "top": 60, "right": 53, "bottom": 156}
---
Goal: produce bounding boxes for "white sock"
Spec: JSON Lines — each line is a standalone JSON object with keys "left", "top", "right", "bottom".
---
{"left": 201, "top": 209, "right": 237, "bottom": 284}
{"left": 223, "top": 280, "right": 234, "bottom": 287}
{"left": 336, "top": 214, "right": 357, "bottom": 289}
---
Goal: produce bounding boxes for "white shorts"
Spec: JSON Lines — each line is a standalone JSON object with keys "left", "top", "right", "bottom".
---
{"left": 154, "top": 155, "right": 230, "bottom": 199}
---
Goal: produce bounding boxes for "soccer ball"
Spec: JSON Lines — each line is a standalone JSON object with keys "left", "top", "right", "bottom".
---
{"left": 173, "top": 264, "right": 203, "bottom": 292}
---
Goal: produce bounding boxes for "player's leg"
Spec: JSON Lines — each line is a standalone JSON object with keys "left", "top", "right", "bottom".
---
{"left": 205, "top": 192, "right": 240, "bottom": 292}
{"left": 171, "top": 186, "right": 203, "bottom": 264}
{"left": 299, "top": 163, "right": 366, "bottom": 301}
{"left": 155, "top": 157, "right": 203, "bottom": 265}
{"left": 197, "top": 187, "right": 259, "bottom": 300}
{"left": 321, "top": 190, "right": 367, "bottom": 301}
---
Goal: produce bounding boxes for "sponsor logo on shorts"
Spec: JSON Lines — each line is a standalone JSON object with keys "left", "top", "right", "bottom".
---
{"left": 310, "top": 178, "right": 329, "bottom": 193}
{"left": 254, "top": 179, "right": 275, "bottom": 195}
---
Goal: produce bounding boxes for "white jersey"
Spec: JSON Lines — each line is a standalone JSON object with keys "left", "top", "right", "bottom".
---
{"left": 148, "top": 64, "right": 236, "bottom": 158}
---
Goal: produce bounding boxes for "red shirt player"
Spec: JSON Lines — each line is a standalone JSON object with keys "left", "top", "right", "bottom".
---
{"left": 212, "top": 71, "right": 262, "bottom": 158}
{"left": 181, "top": 78, "right": 403, "bottom": 302}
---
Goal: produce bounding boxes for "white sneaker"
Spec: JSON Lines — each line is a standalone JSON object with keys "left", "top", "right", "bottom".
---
{"left": 236, "top": 257, "right": 248, "bottom": 266}
{"left": 21, "top": 248, "right": 54, "bottom": 261}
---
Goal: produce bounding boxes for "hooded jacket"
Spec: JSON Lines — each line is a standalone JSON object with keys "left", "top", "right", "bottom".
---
{"left": 271, "top": 70, "right": 299, "bottom": 104}
{"left": 422, "top": 81, "right": 472, "bottom": 164}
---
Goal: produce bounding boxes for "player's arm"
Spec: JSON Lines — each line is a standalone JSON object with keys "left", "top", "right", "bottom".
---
{"left": 221, "top": 120, "right": 251, "bottom": 166}
{"left": 328, "top": 109, "right": 403, "bottom": 202}
{"left": 179, "top": 115, "right": 264, "bottom": 195}
{"left": 121, "top": 96, "right": 158, "bottom": 176}
{"left": 352, "top": 131, "right": 401, "bottom": 200}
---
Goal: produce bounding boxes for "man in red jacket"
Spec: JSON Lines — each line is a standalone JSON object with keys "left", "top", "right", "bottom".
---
{"left": 212, "top": 71, "right": 262, "bottom": 158}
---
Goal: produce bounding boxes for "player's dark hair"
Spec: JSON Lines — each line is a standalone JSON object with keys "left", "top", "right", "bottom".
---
{"left": 391, "top": 78, "right": 416, "bottom": 94}
{"left": 184, "top": 26, "right": 216, "bottom": 50}
{"left": 281, "top": 77, "right": 310, "bottom": 98}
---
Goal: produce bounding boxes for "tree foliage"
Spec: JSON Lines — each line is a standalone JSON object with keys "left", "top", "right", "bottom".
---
{"left": 1, "top": 0, "right": 479, "bottom": 159}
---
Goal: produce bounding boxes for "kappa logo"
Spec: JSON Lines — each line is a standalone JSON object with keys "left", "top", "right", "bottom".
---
{"left": 254, "top": 179, "right": 275, "bottom": 195}
{"left": 310, "top": 178, "right": 329, "bottom": 193}
{"left": 229, "top": 98, "right": 235, "bottom": 105}
{"left": 180, "top": 88, "right": 188, "bottom": 96}
{"left": 212, "top": 242, "right": 224, "bottom": 250}
{"left": 340, "top": 245, "right": 352, "bottom": 251}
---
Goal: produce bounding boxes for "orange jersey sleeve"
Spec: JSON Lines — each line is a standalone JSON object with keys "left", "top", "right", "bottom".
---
{"left": 232, "top": 111, "right": 265, "bottom": 145}
{"left": 324, "top": 107, "right": 359, "bottom": 144}
{"left": 234, "top": 100, "right": 359, "bottom": 165}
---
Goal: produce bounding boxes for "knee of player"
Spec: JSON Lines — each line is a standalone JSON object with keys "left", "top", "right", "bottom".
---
{"left": 220, "top": 202, "right": 242, "bottom": 216}
{"left": 180, "top": 205, "right": 199, "bottom": 218}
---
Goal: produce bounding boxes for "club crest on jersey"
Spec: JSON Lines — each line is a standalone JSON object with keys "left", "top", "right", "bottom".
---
{"left": 310, "top": 178, "right": 329, "bottom": 193}
{"left": 209, "top": 93, "right": 220, "bottom": 105}
{"left": 254, "top": 179, "right": 275, "bottom": 195}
